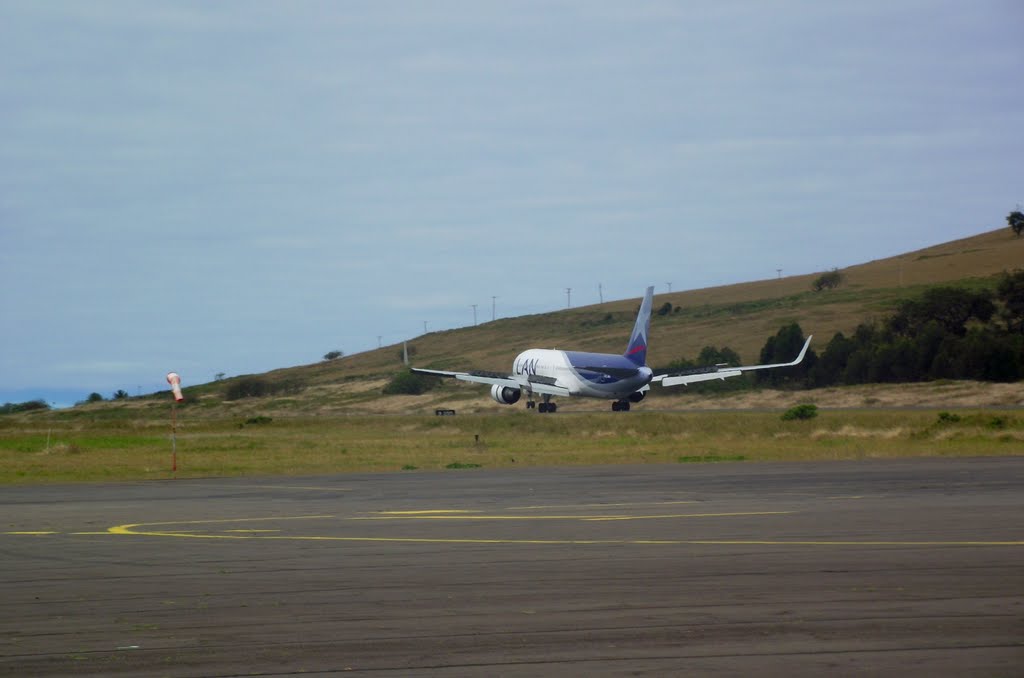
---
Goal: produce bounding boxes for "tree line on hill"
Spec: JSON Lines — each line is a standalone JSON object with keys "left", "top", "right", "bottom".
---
{"left": 667, "top": 271, "right": 1024, "bottom": 392}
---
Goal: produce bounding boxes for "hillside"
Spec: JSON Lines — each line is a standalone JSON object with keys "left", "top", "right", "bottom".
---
{"left": 262, "top": 227, "right": 1022, "bottom": 377}
{"left": 79, "top": 227, "right": 1024, "bottom": 416}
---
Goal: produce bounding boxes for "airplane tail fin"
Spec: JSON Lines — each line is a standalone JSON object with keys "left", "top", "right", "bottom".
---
{"left": 624, "top": 286, "right": 655, "bottom": 365}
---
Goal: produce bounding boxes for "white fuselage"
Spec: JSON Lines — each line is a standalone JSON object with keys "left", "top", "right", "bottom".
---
{"left": 512, "top": 349, "right": 653, "bottom": 399}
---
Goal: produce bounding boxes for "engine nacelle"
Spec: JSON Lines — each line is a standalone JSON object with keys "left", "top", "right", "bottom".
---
{"left": 628, "top": 390, "right": 646, "bottom": 403}
{"left": 490, "top": 384, "right": 522, "bottom": 405}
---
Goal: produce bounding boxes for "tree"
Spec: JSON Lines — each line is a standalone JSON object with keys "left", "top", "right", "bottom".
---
{"left": 1008, "top": 210, "right": 1024, "bottom": 238}
{"left": 811, "top": 269, "right": 843, "bottom": 292}
{"left": 996, "top": 269, "right": 1024, "bottom": 333}
{"left": 0, "top": 400, "right": 49, "bottom": 414}
{"left": 890, "top": 287, "right": 995, "bottom": 337}
{"left": 323, "top": 350, "right": 344, "bottom": 361}
{"left": 86, "top": 392, "right": 104, "bottom": 403}
{"left": 756, "top": 323, "right": 816, "bottom": 388}
{"left": 113, "top": 389, "right": 129, "bottom": 400}
{"left": 809, "top": 332, "right": 856, "bottom": 386}
{"left": 696, "top": 345, "right": 741, "bottom": 366}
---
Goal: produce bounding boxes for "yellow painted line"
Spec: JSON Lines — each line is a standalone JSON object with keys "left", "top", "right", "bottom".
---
{"left": 509, "top": 500, "right": 698, "bottom": 510}
{"left": 70, "top": 531, "right": 113, "bottom": 535}
{"left": 685, "top": 540, "right": 1024, "bottom": 546}
{"left": 584, "top": 511, "right": 793, "bottom": 522}
{"left": 102, "top": 526, "right": 1024, "bottom": 547}
{"left": 230, "top": 485, "right": 351, "bottom": 492}
{"left": 375, "top": 510, "right": 479, "bottom": 515}
{"left": 102, "top": 515, "right": 1024, "bottom": 548}
{"left": 107, "top": 515, "right": 334, "bottom": 534}
{"left": 356, "top": 511, "right": 794, "bottom": 521}
{"left": 5, "top": 531, "right": 59, "bottom": 535}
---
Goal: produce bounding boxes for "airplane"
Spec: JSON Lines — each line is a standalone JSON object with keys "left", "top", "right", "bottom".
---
{"left": 411, "top": 286, "right": 811, "bottom": 413}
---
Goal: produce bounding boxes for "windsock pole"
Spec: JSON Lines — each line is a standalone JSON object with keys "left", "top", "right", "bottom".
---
{"left": 171, "top": 402, "right": 177, "bottom": 473}
{"left": 166, "top": 373, "right": 184, "bottom": 474}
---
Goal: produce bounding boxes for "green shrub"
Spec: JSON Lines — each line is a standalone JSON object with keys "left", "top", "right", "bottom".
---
{"left": 781, "top": 403, "right": 818, "bottom": 421}
{"left": 383, "top": 370, "right": 439, "bottom": 396}
{"left": 225, "top": 378, "right": 271, "bottom": 400}
{"left": 0, "top": 400, "right": 50, "bottom": 414}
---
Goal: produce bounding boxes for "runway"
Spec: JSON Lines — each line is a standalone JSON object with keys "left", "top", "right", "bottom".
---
{"left": 2, "top": 457, "right": 1022, "bottom": 676}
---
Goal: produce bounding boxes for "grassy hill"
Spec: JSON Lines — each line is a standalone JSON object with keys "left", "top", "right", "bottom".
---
{"left": 72, "top": 227, "right": 1024, "bottom": 417}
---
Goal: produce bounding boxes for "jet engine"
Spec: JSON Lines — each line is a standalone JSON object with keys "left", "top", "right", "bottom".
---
{"left": 490, "top": 384, "right": 521, "bottom": 405}
{"left": 628, "top": 390, "right": 647, "bottom": 403}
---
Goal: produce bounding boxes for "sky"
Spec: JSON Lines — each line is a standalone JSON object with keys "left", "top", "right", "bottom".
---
{"left": 2, "top": 1, "right": 1022, "bottom": 407}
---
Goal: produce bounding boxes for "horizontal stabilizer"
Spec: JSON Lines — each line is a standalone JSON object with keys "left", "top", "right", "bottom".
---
{"left": 577, "top": 366, "right": 641, "bottom": 379}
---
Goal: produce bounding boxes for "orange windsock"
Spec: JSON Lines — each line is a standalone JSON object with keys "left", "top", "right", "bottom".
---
{"left": 166, "top": 372, "right": 184, "bottom": 402}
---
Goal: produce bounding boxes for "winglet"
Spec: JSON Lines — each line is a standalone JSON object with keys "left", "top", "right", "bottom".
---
{"left": 789, "top": 335, "right": 812, "bottom": 366}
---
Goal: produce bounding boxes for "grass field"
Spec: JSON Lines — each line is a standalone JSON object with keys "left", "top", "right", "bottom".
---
{"left": 2, "top": 407, "right": 1020, "bottom": 484}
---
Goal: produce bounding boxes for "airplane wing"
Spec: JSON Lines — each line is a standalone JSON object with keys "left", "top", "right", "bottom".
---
{"left": 652, "top": 336, "right": 812, "bottom": 388}
{"left": 410, "top": 368, "right": 572, "bottom": 397}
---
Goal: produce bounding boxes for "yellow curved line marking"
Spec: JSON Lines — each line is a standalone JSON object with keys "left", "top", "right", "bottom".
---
{"left": 105, "top": 516, "right": 1024, "bottom": 547}
{"left": 107, "top": 515, "right": 333, "bottom": 535}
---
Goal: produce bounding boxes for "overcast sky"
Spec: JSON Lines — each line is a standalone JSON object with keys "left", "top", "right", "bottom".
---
{"left": 2, "top": 1, "right": 1022, "bottom": 406}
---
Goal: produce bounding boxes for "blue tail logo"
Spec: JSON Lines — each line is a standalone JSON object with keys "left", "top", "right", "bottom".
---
{"left": 625, "top": 286, "right": 654, "bottom": 366}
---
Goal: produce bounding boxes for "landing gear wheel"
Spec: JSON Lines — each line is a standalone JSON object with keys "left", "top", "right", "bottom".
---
{"left": 612, "top": 400, "right": 631, "bottom": 412}
{"left": 538, "top": 402, "right": 558, "bottom": 413}
{"left": 526, "top": 401, "right": 535, "bottom": 409}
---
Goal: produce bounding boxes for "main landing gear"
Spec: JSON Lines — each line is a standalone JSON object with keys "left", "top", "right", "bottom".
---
{"left": 611, "top": 400, "right": 631, "bottom": 412}
{"left": 529, "top": 395, "right": 558, "bottom": 413}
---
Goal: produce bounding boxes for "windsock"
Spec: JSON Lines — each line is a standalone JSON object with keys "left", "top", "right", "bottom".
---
{"left": 166, "top": 372, "right": 184, "bottom": 402}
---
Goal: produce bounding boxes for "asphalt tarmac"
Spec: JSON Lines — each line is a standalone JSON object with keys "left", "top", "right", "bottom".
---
{"left": 2, "top": 458, "right": 1022, "bottom": 677}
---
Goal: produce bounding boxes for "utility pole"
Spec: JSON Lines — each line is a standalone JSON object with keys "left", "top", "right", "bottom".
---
{"left": 565, "top": 288, "right": 572, "bottom": 308}
{"left": 377, "top": 335, "right": 382, "bottom": 349}
{"left": 491, "top": 296, "right": 497, "bottom": 321}
{"left": 776, "top": 268, "right": 783, "bottom": 280}
{"left": 666, "top": 282, "right": 672, "bottom": 293}
{"left": 598, "top": 283, "right": 603, "bottom": 304}
{"left": 423, "top": 321, "right": 428, "bottom": 335}
{"left": 471, "top": 304, "right": 478, "bottom": 326}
